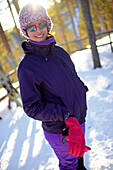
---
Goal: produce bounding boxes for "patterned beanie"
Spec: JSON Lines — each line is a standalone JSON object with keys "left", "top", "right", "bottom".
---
{"left": 19, "top": 3, "right": 53, "bottom": 38}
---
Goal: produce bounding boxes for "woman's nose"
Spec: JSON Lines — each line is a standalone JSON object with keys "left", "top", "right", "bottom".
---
{"left": 36, "top": 26, "right": 41, "bottom": 32}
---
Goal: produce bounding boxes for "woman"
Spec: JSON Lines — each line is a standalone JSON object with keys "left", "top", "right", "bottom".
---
{"left": 18, "top": 3, "right": 90, "bottom": 170}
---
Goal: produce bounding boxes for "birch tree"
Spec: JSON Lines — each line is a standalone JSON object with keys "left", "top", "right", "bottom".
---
{"left": 6, "top": 0, "right": 22, "bottom": 43}
{"left": 0, "top": 22, "right": 12, "bottom": 54}
{"left": 53, "top": 0, "right": 71, "bottom": 53}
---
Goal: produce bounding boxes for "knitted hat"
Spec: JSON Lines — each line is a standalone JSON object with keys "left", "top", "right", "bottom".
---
{"left": 19, "top": 3, "right": 53, "bottom": 38}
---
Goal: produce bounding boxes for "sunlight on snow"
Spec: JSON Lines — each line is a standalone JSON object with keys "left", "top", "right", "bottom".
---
{"left": 0, "top": 141, "right": 6, "bottom": 154}
{"left": 18, "top": 139, "right": 30, "bottom": 168}
{"left": 89, "top": 129, "right": 113, "bottom": 169}
{"left": 71, "top": 49, "right": 93, "bottom": 72}
{"left": 39, "top": 157, "right": 59, "bottom": 170}
{"left": 9, "top": 108, "right": 23, "bottom": 127}
{"left": 0, "top": 129, "right": 18, "bottom": 170}
{"left": 32, "top": 129, "right": 43, "bottom": 158}
{"left": 27, "top": 119, "right": 34, "bottom": 137}
{"left": 18, "top": 118, "right": 44, "bottom": 167}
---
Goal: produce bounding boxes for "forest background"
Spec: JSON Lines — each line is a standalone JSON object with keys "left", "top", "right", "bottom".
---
{"left": 0, "top": 0, "right": 113, "bottom": 83}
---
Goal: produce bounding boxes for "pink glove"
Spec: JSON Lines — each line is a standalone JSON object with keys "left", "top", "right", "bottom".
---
{"left": 65, "top": 117, "right": 91, "bottom": 157}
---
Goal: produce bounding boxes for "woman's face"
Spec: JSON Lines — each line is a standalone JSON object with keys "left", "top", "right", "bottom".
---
{"left": 26, "top": 20, "right": 48, "bottom": 42}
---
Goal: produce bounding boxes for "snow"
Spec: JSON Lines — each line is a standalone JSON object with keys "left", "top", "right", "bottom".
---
{"left": 71, "top": 42, "right": 113, "bottom": 170}
{"left": 0, "top": 36, "right": 113, "bottom": 170}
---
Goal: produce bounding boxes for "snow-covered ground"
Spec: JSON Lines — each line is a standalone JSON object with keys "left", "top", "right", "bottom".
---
{"left": 0, "top": 35, "right": 113, "bottom": 170}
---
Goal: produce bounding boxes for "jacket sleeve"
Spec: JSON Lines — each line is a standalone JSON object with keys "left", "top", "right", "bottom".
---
{"left": 18, "top": 64, "right": 68, "bottom": 122}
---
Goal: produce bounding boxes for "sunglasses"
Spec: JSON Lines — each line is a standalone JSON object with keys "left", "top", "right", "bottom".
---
{"left": 25, "top": 21, "right": 47, "bottom": 32}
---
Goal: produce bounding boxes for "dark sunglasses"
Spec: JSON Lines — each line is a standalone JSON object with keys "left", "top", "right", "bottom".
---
{"left": 25, "top": 21, "right": 47, "bottom": 32}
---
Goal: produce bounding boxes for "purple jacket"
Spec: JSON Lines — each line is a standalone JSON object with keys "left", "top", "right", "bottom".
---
{"left": 18, "top": 36, "right": 87, "bottom": 134}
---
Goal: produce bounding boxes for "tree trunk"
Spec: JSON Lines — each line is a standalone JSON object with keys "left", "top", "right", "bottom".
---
{"left": 65, "top": 0, "right": 83, "bottom": 49}
{"left": 80, "top": 0, "right": 101, "bottom": 69}
{"left": 0, "top": 23, "right": 12, "bottom": 54}
{"left": 89, "top": 0, "right": 101, "bottom": 33}
{"left": 0, "top": 62, "right": 5, "bottom": 73}
{"left": 102, "top": 0, "right": 108, "bottom": 30}
{"left": 53, "top": 0, "right": 70, "bottom": 54}
{"left": 70, "top": 0, "right": 79, "bottom": 25}
{"left": 12, "top": 0, "right": 20, "bottom": 14}
{"left": 70, "top": 0, "right": 85, "bottom": 49}
{"left": 111, "top": 0, "right": 113, "bottom": 28}
{"left": 96, "top": 0, "right": 107, "bottom": 31}
{"left": 6, "top": 0, "right": 22, "bottom": 44}
{"left": 111, "top": 0, "right": 113, "bottom": 10}
{"left": 105, "top": 0, "right": 113, "bottom": 29}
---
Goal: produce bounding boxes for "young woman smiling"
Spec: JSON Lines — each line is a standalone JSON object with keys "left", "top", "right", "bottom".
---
{"left": 18, "top": 3, "right": 91, "bottom": 170}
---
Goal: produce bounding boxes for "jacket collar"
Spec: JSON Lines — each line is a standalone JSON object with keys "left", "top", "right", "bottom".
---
{"left": 22, "top": 36, "right": 56, "bottom": 57}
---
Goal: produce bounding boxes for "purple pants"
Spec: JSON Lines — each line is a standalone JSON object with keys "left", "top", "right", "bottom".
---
{"left": 44, "top": 123, "right": 85, "bottom": 170}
